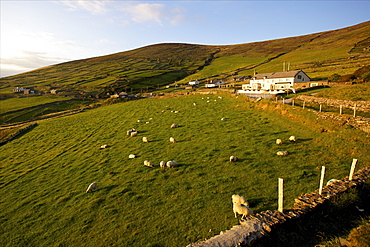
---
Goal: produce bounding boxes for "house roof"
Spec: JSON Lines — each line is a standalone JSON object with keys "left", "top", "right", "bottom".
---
{"left": 252, "top": 70, "right": 308, "bottom": 80}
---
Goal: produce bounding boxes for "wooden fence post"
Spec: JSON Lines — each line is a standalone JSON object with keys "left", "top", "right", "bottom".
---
{"left": 319, "top": 104, "right": 322, "bottom": 112}
{"left": 340, "top": 105, "right": 343, "bottom": 115}
{"left": 282, "top": 98, "right": 285, "bottom": 104}
{"left": 278, "top": 178, "right": 284, "bottom": 212}
{"left": 292, "top": 100, "right": 295, "bottom": 106}
{"left": 349, "top": 158, "right": 358, "bottom": 181}
{"left": 319, "top": 166, "right": 325, "bottom": 195}
{"left": 353, "top": 104, "right": 357, "bottom": 118}
{"left": 303, "top": 101, "right": 305, "bottom": 109}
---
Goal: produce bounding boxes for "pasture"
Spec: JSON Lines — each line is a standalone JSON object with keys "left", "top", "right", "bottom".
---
{"left": 0, "top": 93, "right": 369, "bottom": 247}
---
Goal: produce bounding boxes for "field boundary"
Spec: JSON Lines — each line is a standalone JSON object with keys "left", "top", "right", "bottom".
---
{"left": 186, "top": 166, "right": 370, "bottom": 247}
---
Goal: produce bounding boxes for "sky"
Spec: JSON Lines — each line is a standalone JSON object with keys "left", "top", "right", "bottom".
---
{"left": 1, "top": 0, "right": 369, "bottom": 78}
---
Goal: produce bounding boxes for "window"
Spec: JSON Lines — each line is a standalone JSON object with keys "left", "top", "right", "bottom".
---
{"left": 297, "top": 75, "right": 302, "bottom": 79}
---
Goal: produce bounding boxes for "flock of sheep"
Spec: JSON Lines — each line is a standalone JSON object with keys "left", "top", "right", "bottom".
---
{"left": 88, "top": 95, "right": 298, "bottom": 220}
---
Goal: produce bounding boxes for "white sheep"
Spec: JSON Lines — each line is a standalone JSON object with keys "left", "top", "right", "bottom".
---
{"left": 276, "top": 139, "right": 283, "bottom": 145}
{"left": 289, "top": 136, "right": 296, "bottom": 142}
{"left": 142, "top": 137, "right": 148, "bottom": 143}
{"left": 100, "top": 144, "right": 108, "bottom": 149}
{"left": 221, "top": 117, "right": 226, "bottom": 120}
{"left": 127, "top": 129, "right": 136, "bottom": 135}
{"left": 230, "top": 156, "right": 238, "bottom": 162}
{"left": 171, "top": 123, "right": 179, "bottom": 128}
{"left": 86, "top": 182, "right": 98, "bottom": 193}
{"left": 231, "top": 194, "right": 249, "bottom": 207}
{"left": 326, "top": 179, "right": 339, "bottom": 186}
{"left": 170, "top": 137, "right": 177, "bottom": 143}
{"left": 137, "top": 120, "right": 142, "bottom": 123}
{"left": 144, "top": 160, "right": 153, "bottom": 167}
{"left": 130, "top": 131, "right": 138, "bottom": 137}
{"left": 233, "top": 202, "right": 253, "bottom": 218}
{"left": 128, "top": 154, "right": 136, "bottom": 159}
{"left": 277, "top": 151, "right": 289, "bottom": 156}
{"left": 166, "top": 160, "right": 178, "bottom": 168}
{"left": 160, "top": 161, "right": 166, "bottom": 168}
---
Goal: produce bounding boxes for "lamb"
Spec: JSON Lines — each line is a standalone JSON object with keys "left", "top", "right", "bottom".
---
{"left": 160, "top": 161, "right": 166, "bottom": 168}
{"left": 276, "top": 139, "right": 283, "bottom": 145}
{"left": 233, "top": 202, "right": 253, "bottom": 218}
{"left": 170, "top": 123, "right": 179, "bottom": 128}
{"left": 142, "top": 137, "right": 148, "bottom": 143}
{"left": 170, "top": 137, "right": 177, "bottom": 143}
{"left": 277, "top": 151, "right": 289, "bottom": 156}
{"left": 144, "top": 160, "right": 153, "bottom": 167}
{"left": 229, "top": 156, "right": 237, "bottom": 162}
{"left": 231, "top": 194, "right": 249, "bottom": 207}
{"left": 289, "top": 136, "right": 296, "bottom": 142}
{"left": 86, "top": 182, "right": 98, "bottom": 193}
{"left": 128, "top": 154, "right": 136, "bottom": 159}
{"left": 166, "top": 160, "right": 178, "bottom": 168}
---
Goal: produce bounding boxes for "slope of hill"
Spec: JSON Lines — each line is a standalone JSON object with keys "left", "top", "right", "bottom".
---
{"left": 1, "top": 21, "right": 369, "bottom": 95}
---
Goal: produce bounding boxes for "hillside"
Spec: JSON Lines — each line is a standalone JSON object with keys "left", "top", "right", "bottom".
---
{"left": 1, "top": 21, "right": 369, "bottom": 96}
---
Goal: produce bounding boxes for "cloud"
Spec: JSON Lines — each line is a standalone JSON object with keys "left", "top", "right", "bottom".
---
{"left": 119, "top": 3, "right": 185, "bottom": 26}
{"left": 58, "top": 0, "right": 109, "bottom": 14}
{"left": 0, "top": 51, "right": 66, "bottom": 77}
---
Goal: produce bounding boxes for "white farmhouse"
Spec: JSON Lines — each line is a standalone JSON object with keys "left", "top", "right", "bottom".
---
{"left": 238, "top": 70, "right": 310, "bottom": 95}
{"left": 188, "top": 79, "right": 199, "bottom": 85}
{"left": 205, "top": 79, "right": 225, "bottom": 88}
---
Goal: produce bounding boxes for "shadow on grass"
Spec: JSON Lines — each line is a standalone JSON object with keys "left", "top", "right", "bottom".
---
{"left": 251, "top": 183, "right": 370, "bottom": 247}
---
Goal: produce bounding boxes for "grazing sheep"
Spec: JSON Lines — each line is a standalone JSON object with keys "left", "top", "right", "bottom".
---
{"left": 232, "top": 194, "right": 249, "bottom": 207}
{"left": 326, "top": 179, "right": 339, "bottom": 186}
{"left": 130, "top": 131, "right": 138, "bottom": 137}
{"left": 86, "top": 182, "right": 98, "bottom": 193}
{"left": 100, "top": 144, "right": 108, "bottom": 149}
{"left": 166, "top": 160, "right": 178, "bottom": 168}
{"left": 127, "top": 129, "right": 136, "bottom": 136}
{"left": 160, "top": 161, "right": 166, "bottom": 168}
{"left": 221, "top": 117, "right": 225, "bottom": 120}
{"left": 144, "top": 160, "right": 154, "bottom": 167}
{"left": 277, "top": 151, "right": 289, "bottom": 156}
{"left": 137, "top": 120, "right": 142, "bottom": 123}
{"left": 230, "top": 156, "right": 238, "bottom": 162}
{"left": 233, "top": 202, "right": 253, "bottom": 218}
{"left": 289, "top": 136, "right": 296, "bottom": 142}
{"left": 142, "top": 137, "right": 148, "bottom": 143}
{"left": 276, "top": 139, "right": 283, "bottom": 145}
{"left": 171, "top": 123, "right": 179, "bottom": 128}
{"left": 128, "top": 154, "right": 136, "bottom": 159}
{"left": 170, "top": 137, "right": 177, "bottom": 143}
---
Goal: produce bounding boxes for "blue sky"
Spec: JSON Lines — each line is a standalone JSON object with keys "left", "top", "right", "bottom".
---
{"left": 1, "top": 0, "right": 369, "bottom": 77}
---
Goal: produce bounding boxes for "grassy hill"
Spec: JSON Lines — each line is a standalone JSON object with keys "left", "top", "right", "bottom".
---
{"left": 1, "top": 21, "right": 369, "bottom": 96}
{"left": 1, "top": 93, "right": 369, "bottom": 246}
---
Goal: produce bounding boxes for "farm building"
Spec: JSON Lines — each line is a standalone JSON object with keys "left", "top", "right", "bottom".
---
{"left": 205, "top": 79, "right": 225, "bottom": 88}
{"left": 238, "top": 70, "right": 313, "bottom": 95}
{"left": 188, "top": 79, "right": 199, "bottom": 85}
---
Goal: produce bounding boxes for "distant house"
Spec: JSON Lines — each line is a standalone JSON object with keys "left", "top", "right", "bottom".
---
{"left": 205, "top": 79, "right": 225, "bottom": 88}
{"left": 13, "top": 87, "right": 25, "bottom": 92}
{"left": 188, "top": 80, "right": 199, "bottom": 85}
{"left": 185, "top": 85, "right": 197, "bottom": 90}
{"left": 238, "top": 70, "right": 310, "bottom": 94}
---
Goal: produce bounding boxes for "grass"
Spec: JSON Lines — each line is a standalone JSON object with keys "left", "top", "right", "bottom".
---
{"left": 0, "top": 93, "right": 369, "bottom": 247}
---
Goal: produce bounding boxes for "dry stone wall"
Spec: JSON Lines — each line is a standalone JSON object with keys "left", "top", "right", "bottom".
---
{"left": 296, "top": 95, "right": 370, "bottom": 112}
{"left": 186, "top": 166, "right": 370, "bottom": 247}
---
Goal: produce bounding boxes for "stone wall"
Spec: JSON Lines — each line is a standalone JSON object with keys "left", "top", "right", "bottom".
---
{"left": 295, "top": 95, "right": 370, "bottom": 112}
{"left": 186, "top": 166, "right": 370, "bottom": 247}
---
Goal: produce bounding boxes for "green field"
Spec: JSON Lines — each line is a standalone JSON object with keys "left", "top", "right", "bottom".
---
{"left": 1, "top": 93, "right": 369, "bottom": 247}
